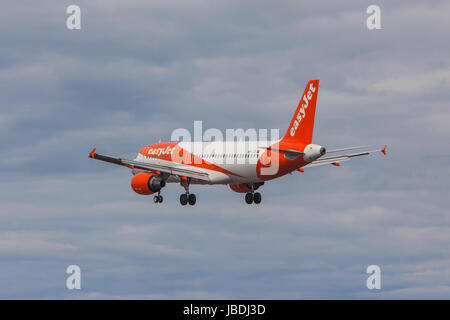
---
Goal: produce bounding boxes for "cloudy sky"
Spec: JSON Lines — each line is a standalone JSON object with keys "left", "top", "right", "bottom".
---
{"left": 0, "top": 0, "right": 449, "bottom": 299}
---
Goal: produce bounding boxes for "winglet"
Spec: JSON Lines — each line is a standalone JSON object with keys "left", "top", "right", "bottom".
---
{"left": 381, "top": 145, "right": 387, "bottom": 155}
{"left": 89, "top": 148, "right": 96, "bottom": 159}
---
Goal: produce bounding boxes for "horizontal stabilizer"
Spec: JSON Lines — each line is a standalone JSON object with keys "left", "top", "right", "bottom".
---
{"left": 303, "top": 145, "right": 387, "bottom": 168}
{"left": 326, "top": 145, "right": 371, "bottom": 153}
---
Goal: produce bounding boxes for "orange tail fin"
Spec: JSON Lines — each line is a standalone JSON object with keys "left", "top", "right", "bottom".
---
{"left": 282, "top": 79, "right": 320, "bottom": 145}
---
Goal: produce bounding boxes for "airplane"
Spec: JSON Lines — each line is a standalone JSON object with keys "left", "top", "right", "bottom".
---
{"left": 89, "top": 79, "right": 386, "bottom": 205}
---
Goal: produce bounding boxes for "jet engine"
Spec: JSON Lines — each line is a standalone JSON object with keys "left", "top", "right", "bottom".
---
{"left": 229, "top": 183, "right": 252, "bottom": 193}
{"left": 229, "top": 182, "right": 264, "bottom": 193}
{"left": 131, "top": 172, "right": 166, "bottom": 195}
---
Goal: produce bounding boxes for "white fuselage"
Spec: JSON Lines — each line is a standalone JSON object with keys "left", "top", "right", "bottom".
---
{"left": 134, "top": 140, "right": 278, "bottom": 184}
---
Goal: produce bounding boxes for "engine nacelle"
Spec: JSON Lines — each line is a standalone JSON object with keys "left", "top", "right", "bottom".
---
{"left": 303, "top": 144, "right": 326, "bottom": 162}
{"left": 131, "top": 173, "right": 166, "bottom": 195}
{"left": 229, "top": 183, "right": 252, "bottom": 193}
{"left": 229, "top": 182, "right": 264, "bottom": 193}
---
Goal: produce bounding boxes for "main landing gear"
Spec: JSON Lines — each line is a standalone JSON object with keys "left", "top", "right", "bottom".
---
{"left": 245, "top": 192, "right": 261, "bottom": 204}
{"left": 245, "top": 184, "right": 262, "bottom": 205}
{"left": 180, "top": 193, "right": 196, "bottom": 206}
{"left": 180, "top": 178, "right": 196, "bottom": 206}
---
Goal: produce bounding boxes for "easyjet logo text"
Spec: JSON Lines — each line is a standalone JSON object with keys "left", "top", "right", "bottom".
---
{"left": 147, "top": 146, "right": 173, "bottom": 156}
{"left": 290, "top": 83, "right": 316, "bottom": 137}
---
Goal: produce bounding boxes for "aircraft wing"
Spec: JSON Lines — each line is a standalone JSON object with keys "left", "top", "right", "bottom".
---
{"left": 303, "top": 145, "right": 386, "bottom": 168}
{"left": 88, "top": 148, "right": 210, "bottom": 182}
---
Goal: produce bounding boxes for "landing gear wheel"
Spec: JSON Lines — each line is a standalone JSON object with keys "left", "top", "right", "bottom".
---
{"left": 158, "top": 195, "right": 163, "bottom": 203}
{"left": 180, "top": 194, "right": 188, "bottom": 206}
{"left": 253, "top": 192, "right": 261, "bottom": 204}
{"left": 245, "top": 193, "right": 254, "bottom": 204}
{"left": 188, "top": 194, "right": 196, "bottom": 206}
{"left": 154, "top": 195, "right": 163, "bottom": 203}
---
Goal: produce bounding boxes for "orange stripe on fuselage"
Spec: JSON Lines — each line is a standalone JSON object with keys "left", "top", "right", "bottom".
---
{"left": 139, "top": 142, "right": 244, "bottom": 178}
{"left": 256, "top": 141, "right": 309, "bottom": 181}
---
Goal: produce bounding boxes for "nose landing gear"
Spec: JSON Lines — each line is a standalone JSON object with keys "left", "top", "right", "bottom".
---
{"left": 153, "top": 191, "right": 163, "bottom": 203}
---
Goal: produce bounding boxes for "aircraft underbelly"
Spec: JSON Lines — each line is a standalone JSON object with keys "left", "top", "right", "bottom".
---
{"left": 135, "top": 154, "right": 260, "bottom": 184}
